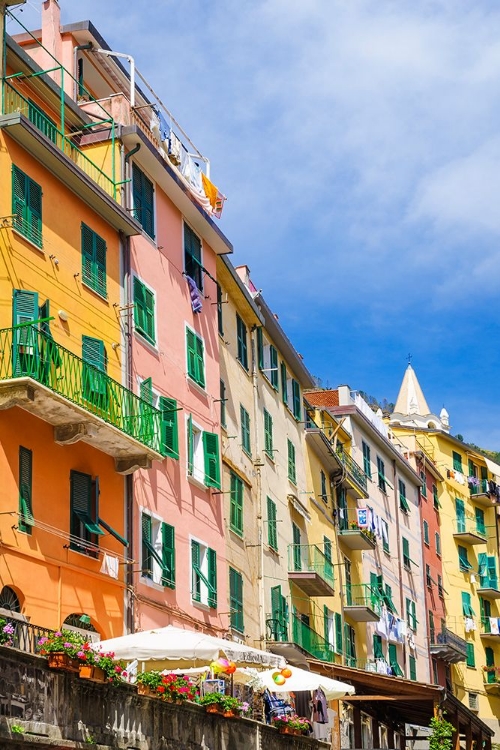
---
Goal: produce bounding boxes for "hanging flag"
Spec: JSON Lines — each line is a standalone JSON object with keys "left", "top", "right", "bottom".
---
{"left": 356, "top": 508, "right": 368, "bottom": 528}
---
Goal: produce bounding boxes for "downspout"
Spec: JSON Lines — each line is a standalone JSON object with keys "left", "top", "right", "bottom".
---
{"left": 250, "top": 325, "right": 266, "bottom": 642}
{"left": 123, "top": 143, "right": 140, "bottom": 633}
{"left": 73, "top": 42, "right": 92, "bottom": 101}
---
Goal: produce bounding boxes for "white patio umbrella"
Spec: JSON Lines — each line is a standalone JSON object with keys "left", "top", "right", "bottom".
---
{"left": 96, "top": 625, "right": 285, "bottom": 669}
{"left": 252, "top": 664, "right": 355, "bottom": 700}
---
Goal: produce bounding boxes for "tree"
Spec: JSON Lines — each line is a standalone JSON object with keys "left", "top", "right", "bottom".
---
{"left": 429, "top": 714, "right": 455, "bottom": 750}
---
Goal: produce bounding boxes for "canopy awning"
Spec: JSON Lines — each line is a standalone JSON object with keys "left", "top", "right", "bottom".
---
{"left": 249, "top": 665, "right": 355, "bottom": 700}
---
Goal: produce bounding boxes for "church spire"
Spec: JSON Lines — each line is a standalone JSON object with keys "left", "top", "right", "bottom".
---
{"left": 393, "top": 364, "right": 431, "bottom": 417}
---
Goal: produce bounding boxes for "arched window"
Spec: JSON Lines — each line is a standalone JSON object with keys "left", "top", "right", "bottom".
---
{"left": 62, "top": 613, "right": 99, "bottom": 641}
{"left": 0, "top": 586, "right": 21, "bottom": 613}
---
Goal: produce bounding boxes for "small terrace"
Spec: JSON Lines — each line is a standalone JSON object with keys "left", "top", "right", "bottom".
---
{"left": 266, "top": 611, "right": 335, "bottom": 665}
{"left": 480, "top": 618, "right": 500, "bottom": 641}
{"left": 483, "top": 667, "right": 500, "bottom": 693}
{"left": 287, "top": 543, "right": 335, "bottom": 597}
{"left": 0, "top": 324, "right": 164, "bottom": 473}
{"left": 468, "top": 478, "right": 495, "bottom": 507}
{"left": 452, "top": 519, "right": 488, "bottom": 546}
{"left": 338, "top": 508, "right": 377, "bottom": 550}
{"left": 343, "top": 584, "right": 382, "bottom": 622}
{"left": 335, "top": 445, "right": 369, "bottom": 497}
{"left": 429, "top": 627, "right": 467, "bottom": 664}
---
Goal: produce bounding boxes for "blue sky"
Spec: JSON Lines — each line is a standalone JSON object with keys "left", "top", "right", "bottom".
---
{"left": 10, "top": 0, "right": 500, "bottom": 448}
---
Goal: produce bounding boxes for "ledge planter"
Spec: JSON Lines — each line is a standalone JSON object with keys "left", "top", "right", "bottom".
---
{"left": 205, "top": 703, "right": 223, "bottom": 714}
{"left": 137, "top": 683, "right": 157, "bottom": 697}
{"left": 47, "top": 653, "right": 80, "bottom": 673}
{"left": 79, "top": 664, "right": 106, "bottom": 683}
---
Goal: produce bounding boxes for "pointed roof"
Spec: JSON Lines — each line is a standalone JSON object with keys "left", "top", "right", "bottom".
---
{"left": 393, "top": 365, "right": 431, "bottom": 416}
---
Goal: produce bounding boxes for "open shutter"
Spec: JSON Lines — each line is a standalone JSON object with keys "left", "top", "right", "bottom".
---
{"left": 94, "top": 233, "right": 107, "bottom": 297}
{"left": 142, "top": 512, "right": 152, "bottom": 577}
{"left": 19, "top": 446, "right": 33, "bottom": 533}
{"left": 373, "top": 634, "right": 384, "bottom": 659}
{"left": 456, "top": 498, "right": 465, "bottom": 532}
{"left": 144, "top": 286, "right": 155, "bottom": 343}
{"left": 142, "top": 172, "right": 155, "bottom": 240}
{"left": 256, "top": 327, "right": 264, "bottom": 370}
{"left": 267, "top": 496, "right": 277, "bottom": 550}
{"left": 478, "top": 552, "right": 488, "bottom": 587}
{"left": 187, "top": 414, "right": 194, "bottom": 475}
{"left": 195, "top": 335, "right": 205, "bottom": 387}
{"left": 203, "top": 431, "right": 220, "bottom": 488}
{"left": 27, "top": 177, "right": 42, "bottom": 246}
{"left": 191, "top": 539, "right": 201, "bottom": 601}
{"left": 292, "top": 379, "right": 301, "bottom": 419}
{"left": 132, "top": 163, "right": 143, "bottom": 226}
{"left": 488, "top": 556, "right": 498, "bottom": 589}
{"left": 12, "top": 166, "right": 27, "bottom": 234}
{"left": 160, "top": 396, "right": 179, "bottom": 458}
{"left": 208, "top": 547, "right": 217, "bottom": 608}
{"left": 335, "top": 612, "right": 343, "bottom": 654}
{"left": 12, "top": 289, "right": 39, "bottom": 377}
{"left": 270, "top": 345, "right": 278, "bottom": 389}
{"left": 70, "top": 470, "right": 103, "bottom": 549}
{"left": 280, "top": 362, "right": 288, "bottom": 404}
{"left": 140, "top": 377, "right": 153, "bottom": 404}
{"left": 133, "top": 276, "right": 146, "bottom": 333}
{"left": 161, "top": 522, "right": 175, "bottom": 588}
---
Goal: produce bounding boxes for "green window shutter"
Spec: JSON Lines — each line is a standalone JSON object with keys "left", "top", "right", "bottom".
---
{"left": 399, "top": 480, "right": 410, "bottom": 512}
{"left": 12, "top": 166, "right": 43, "bottom": 248}
{"left": 203, "top": 431, "right": 221, "bottom": 488}
{"left": 12, "top": 288, "right": 39, "bottom": 377}
{"left": 70, "top": 470, "right": 103, "bottom": 552}
{"left": 409, "top": 655, "right": 417, "bottom": 681}
{"left": 236, "top": 314, "right": 248, "bottom": 370}
{"left": 191, "top": 539, "right": 201, "bottom": 601}
{"left": 216, "top": 284, "right": 224, "bottom": 336}
{"left": 292, "top": 522, "right": 301, "bottom": 571}
{"left": 291, "top": 379, "right": 301, "bottom": 419}
{"left": 458, "top": 545, "right": 473, "bottom": 571}
{"left": 142, "top": 512, "right": 153, "bottom": 579}
{"left": 240, "top": 405, "right": 251, "bottom": 455}
{"left": 324, "top": 605, "right": 330, "bottom": 646}
{"left": 334, "top": 613, "right": 343, "bottom": 654}
{"left": 287, "top": 439, "right": 296, "bottom": 484}
{"left": 420, "top": 471, "right": 427, "bottom": 498}
{"left": 140, "top": 377, "right": 153, "bottom": 404}
{"left": 388, "top": 644, "right": 403, "bottom": 677}
{"left": 12, "top": 165, "right": 27, "bottom": 236}
{"left": 453, "top": 451, "right": 463, "bottom": 472}
{"left": 133, "top": 277, "right": 156, "bottom": 345}
{"left": 433, "top": 484, "right": 440, "bottom": 509}
{"left": 377, "top": 456, "right": 386, "bottom": 491}
{"left": 435, "top": 532, "right": 441, "bottom": 556}
{"left": 82, "top": 336, "right": 107, "bottom": 404}
{"left": 159, "top": 396, "right": 179, "bottom": 459}
{"left": 485, "top": 646, "right": 495, "bottom": 667}
{"left": 229, "top": 567, "right": 244, "bottom": 632}
{"left": 186, "top": 328, "right": 205, "bottom": 387}
{"left": 423, "top": 520, "right": 429, "bottom": 545}
{"left": 230, "top": 472, "right": 244, "bottom": 535}
{"left": 362, "top": 441, "right": 371, "bottom": 477}
{"left": 264, "top": 410, "right": 273, "bottom": 457}
{"left": 455, "top": 498, "right": 465, "bottom": 531}
{"left": 184, "top": 223, "right": 203, "bottom": 290}
{"left": 161, "top": 522, "right": 175, "bottom": 588}
{"left": 256, "top": 327, "right": 264, "bottom": 370}
{"left": 280, "top": 361, "right": 288, "bottom": 404}
{"left": 475, "top": 507, "right": 485, "bottom": 536}
{"left": 195, "top": 334, "right": 205, "bottom": 388}
{"left": 132, "top": 163, "right": 155, "bottom": 239}
{"left": 373, "top": 634, "right": 384, "bottom": 659}
{"left": 81, "top": 224, "right": 107, "bottom": 298}
{"left": 487, "top": 556, "right": 498, "bottom": 589}
{"left": 82, "top": 336, "right": 105, "bottom": 371}
{"left": 478, "top": 552, "right": 488, "bottom": 587}
{"left": 466, "top": 643, "right": 475, "bottom": 668}
{"left": 187, "top": 414, "right": 194, "bottom": 475}
{"left": 18, "top": 446, "right": 33, "bottom": 533}
{"left": 461, "top": 591, "right": 475, "bottom": 617}
{"left": 270, "top": 346, "right": 279, "bottom": 389}
{"left": 207, "top": 547, "right": 217, "bottom": 608}
{"left": 267, "top": 496, "right": 278, "bottom": 550}
{"left": 403, "top": 537, "right": 410, "bottom": 568}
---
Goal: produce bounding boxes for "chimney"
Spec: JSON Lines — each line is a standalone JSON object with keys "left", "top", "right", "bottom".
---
{"left": 41, "top": 0, "right": 62, "bottom": 84}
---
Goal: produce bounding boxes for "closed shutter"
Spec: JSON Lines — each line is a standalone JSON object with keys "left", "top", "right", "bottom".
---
{"left": 12, "top": 166, "right": 42, "bottom": 247}
{"left": 388, "top": 644, "right": 403, "bottom": 676}
{"left": 292, "top": 379, "right": 301, "bottom": 419}
{"left": 12, "top": 166, "right": 27, "bottom": 235}
{"left": 423, "top": 520, "right": 429, "bottom": 545}
{"left": 160, "top": 396, "right": 179, "bottom": 458}
{"left": 27, "top": 174, "right": 42, "bottom": 246}
{"left": 488, "top": 556, "right": 498, "bottom": 589}
{"left": 161, "top": 522, "right": 175, "bottom": 588}
{"left": 236, "top": 314, "right": 247, "bottom": 369}
{"left": 409, "top": 655, "right": 417, "bottom": 681}
{"left": 203, "top": 431, "right": 220, "bottom": 488}
{"left": 12, "top": 289, "right": 39, "bottom": 377}
{"left": 456, "top": 498, "right": 465, "bottom": 532}
{"left": 207, "top": 547, "right": 217, "bottom": 608}
{"left": 334, "top": 612, "right": 343, "bottom": 654}
{"left": 240, "top": 406, "right": 251, "bottom": 455}
{"left": 229, "top": 567, "right": 243, "bottom": 632}
{"left": 373, "top": 634, "right": 384, "bottom": 659}
{"left": 264, "top": 410, "right": 273, "bottom": 456}
{"left": 280, "top": 361, "right": 288, "bottom": 404}
{"left": 287, "top": 439, "right": 296, "bottom": 483}
{"left": 195, "top": 334, "right": 205, "bottom": 387}
{"left": 187, "top": 414, "right": 194, "bottom": 475}
{"left": 143, "top": 286, "right": 155, "bottom": 343}
{"left": 292, "top": 522, "right": 301, "bottom": 571}
{"left": 402, "top": 537, "right": 410, "bottom": 567}
{"left": 466, "top": 643, "right": 475, "bottom": 668}
{"left": 82, "top": 335, "right": 107, "bottom": 403}
{"left": 478, "top": 552, "right": 488, "bottom": 587}
{"left": 270, "top": 345, "right": 278, "bottom": 389}
{"left": 186, "top": 328, "right": 197, "bottom": 381}
{"left": 142, "top": 512, "right": 153, "bottom": 578}
{"left": 81, "top": 224, "right": 107, "bottom": 297}
{"left": 267, "top": 496, "right": 278, "bottom": 550}
{"left": 475, "top": 507, "right": 485, "bottom": 536}
{"left": 140, "top": 377, "right": 153, "bottom": 404}
{"left": 81, "top": 224, "right": 94, "bottom": 289}
{"left": 462, "top": 591, "right": 475, "bottom": 617}
{"left": 230, "top": 472, "right": 243, "bottom": 535}
{"left": 70, "top": 470, "right": 103, "bottom": 552}
{"left": 133, "top": 277, "right": 155, "bottom": 344}
{"left": 132, "top": 163, "right": 155, "bottom": 239}
{"left": 19, "top": 446, "right": 33, "bottom": 533}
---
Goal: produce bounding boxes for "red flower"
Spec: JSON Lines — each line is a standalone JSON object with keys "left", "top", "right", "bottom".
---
{"left": 157, "top": 686, "right": 165, "bottom": 693}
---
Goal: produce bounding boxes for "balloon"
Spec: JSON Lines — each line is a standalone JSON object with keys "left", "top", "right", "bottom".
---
{"left": 281, "top": 667, "right": 292, "bottom": 679}
{"left": 273, "top": 674, "right": 286, "bottom": 685}
{"left": 210, "top": 661, "right": 222, "bottom": 673}
{"left": 217, "top": 658, "right": 230, "bottom": 669}
{"left": 226, "top": 662, "right": 236, "bottom": 674}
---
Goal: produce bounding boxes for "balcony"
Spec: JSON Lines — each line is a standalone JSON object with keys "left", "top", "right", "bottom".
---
{"left": 335, "top": 446, "right": 369, "bottom": 498}
{"left": 468, "top": 478, "right": 495, "bottom": 507}
{"left": 477, "top": 577, "right": 500, "bottom": 600}
{"left": 338, "top": 525, "right": 377, "bottom": 551}
{"left": 452, "top": 519, "right": 487, "bottom": 546}
{"left": 343, "top": 584, "right": 382, "bottom": 622}
{"left": 287, "top": 544, "right": 335, "bottom": 597}
{"left": 429, "top": 627, "right": 467, "bottom": 663}
{"left": 480, "top": 618, "right": 500, "bottom": 641}
{"left": 266, "top": 612, "right": 335, "bottom": 665}
{"left": 483, "top": 668, "right": 500, "bottom": 693}
{"left": 0, "top": 325, "right": 165, "bottom": 473}
{"left": 305, "top": 427, "right": 343, "bottom": 473}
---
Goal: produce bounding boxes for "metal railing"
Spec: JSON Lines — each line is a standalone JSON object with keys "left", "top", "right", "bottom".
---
{"left": 3, "top": 81, "right": 117, "bottom": 199}
{"left": 453, "top": 518, "right": 487, "bottom": 537}
{"left": 291, "top": 612, "right": 335, "bottom": 662}
{"left": 429, "top": 627, "right": 468, "bottom": 657}
{"left": 481, "top": 618, "right": 500, "bottom": 636}
{"left": 4, "top": 620, "right": 56, "bottom": 655}
{"left": 335, "top": 446, "right": 368, "bottom": 492}
{"left": 344, "top": 584, "right": 383, "bottom": 615}
{"left": 0, "top": 325, "right": 164, "bottom": 454}
{"left": 287, "top": 544, "right": 335, "bottom": 588}
{"left": 468, "top": 478, "right": 490, "bottom": 496}
{"left": 483, "top": 668, "right": 500, "bottom": 685}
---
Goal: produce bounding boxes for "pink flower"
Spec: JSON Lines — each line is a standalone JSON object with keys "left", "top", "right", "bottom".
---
{"left": 63, "top": 642, "right": 72, "bottom": 649}
{"left": 54, "top": 631, "right": 62, "bottom": 637}
{"left": 38, "top": 637, "right": 48, "bottom": 645}
{"left": 77, "top": 651, "right": 85, "bottom": 659}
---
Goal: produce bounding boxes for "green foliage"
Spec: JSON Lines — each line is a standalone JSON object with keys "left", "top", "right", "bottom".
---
{"left": 11, "top": 724, "right": 25, "bottom": 734}
{"left": 429, "top": 714, "right": 455, "bottom": 750}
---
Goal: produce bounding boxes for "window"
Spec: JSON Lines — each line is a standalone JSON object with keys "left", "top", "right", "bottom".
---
{"left": 362, "top": 441, "right": 371, "bottom": 478}
{"left": 267, "top": 496, "right": 278, "bottom": 551}
{"left": 186, "top": 327, "right": 205, "bottom": 387}
{"left": 437, "top": 575, "right": 444, "bottom": 598}
{"left": 229, "top": 471, "right": 244, "bottom": 535}
{"left": 373, "top": 633, "right": 384, "bottom": 659}
{"left": 462, "top": 591, "right": 475, "bottom": 617}
{"left": 344, "top": 623, "right": 356, "bottom": 667}
{"left": 280, "top": 361, "right": 288, "bottom": 405}
{"left": 409, "top": 655, "right": 417, "bottom": 681}
{"left": 334, "top": 612, "right": 343, "bottom": 655}
{"left": 475, "top": 507, "right": 486, "bottom": 536}
{"left": 381, "top": 519, "right": 390, "bottom": 553}
{"left": 433, "top": 484, "right": 440, "bottom": 510}
{"left": 81, "top": 224, "right": 106, "bottom": 298}
{"left": 426, "top": 564, "right": 432, "bottom": 588}
{"left": 423, "top": 520, "right": 429, "bottom": 545}
{"left": 458, "top": 545, "right": 473, "bottom": 572}
{"left": 18, "top": 446, "right": 33, "bottom": 534}
{"left": 402, "top": 537, "right": 411, "bottom": 569}
{"left": 132, "top": 163, "right": 154, "bottom": 239}
{"left": 406, "top": 597, "right": 417, "bottom": 631}
{"left": 466, "top": 643, "right": 475, "bottom": 668}
{"left": 159, "top": 396, "right": 179, "bottom": 459}
{"left": 187, "top": 415, "right": 221, "bottom": 489}
{"left": 256, "top": 329, "right": 279, "bottom": 389}
{"left": 229, "top": 567, "right": 244, "bottom": 632}
{"left": 264, "top": 409, "right": 273, "bottom": 458}
{"left": 420, "top": 471, "right": 427, "bottom": 498}
{"left": 452, "top": 451, "right": 463, "bottom": 473}
{"left": 240, "top": 405, "right": 251, "bottom": 456}
{"left": 12, "top": 165, "right": 42, "bottom": 248}
{"left": 455, "top": 498, "right": 466, "bottom": 533}
{"left": 220, "top": 380, "right": 227, "bottom": 429}
{"left": 69, "top": 470, "right": 102, "bottom": 556}
{"left": 184, "top": 223, "right": 203, "bottom": 290}
{"left": 216, "top": 284, "right": 224, "bottom": 335}
{"left": 377, "top": 457, "right": 386, "bottom": 492}
{"left": 388, "top": 643, "right": 403, "bottom": 677}
{"left": 435, "top": 531, "right": 441, "bottom": 557}
{"left": 399, "top": 479, "right": 410, "bottom": 513}
{"left": 292, "top": 522, "right": 302, "bottom": 570}
{"left": 133, "top": 276, "right": 156, "bottom": 345}
{"left": 236, "top": 314, "right": 248, "bottom": 370}
{"left": 287, "top": 439, "right": 296, "bottom": 484}
{"left": 280, "top": 362, "right": 301, "bottom": 419}
{"left": 290, "top": 378, "right": 301, "bottom": 420}
{"left": 141, "top": 512, "right": 175, "bottom": 588}
{"left": 478, "top": 553, "right": 499, "bottom": 589}
{"left": 320, "top": 469, "right": 328, "bottom": 503}
{"left": 324, "top": 606, "right": 335, "bottom": 651}
{"left": 270, "top": 585, "right": 288, "bottom": 641}
{"left": 191, "top": 539, "right": 217, "bottom": 608}
{"left": 82, "top": 336, "right": 107, "bottom": 408}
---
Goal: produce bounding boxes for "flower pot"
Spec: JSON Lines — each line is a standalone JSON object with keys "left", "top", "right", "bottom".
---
{"left": 223, "top": 710, "right": 236, "bottom": 718}
{"left": 47, "top": 653, "right": 80, "bottom": 673}
{"left": 79, "top": 664, "right": 106, "bottom": 683}
{"left": 137, "top": 684, "right": 156, "bottom": 697}
{"left": 278, "top": 726, "right": 295, "bottom": 735}
{"left": 205, "top": 704, "right": 223, "bottom": 714}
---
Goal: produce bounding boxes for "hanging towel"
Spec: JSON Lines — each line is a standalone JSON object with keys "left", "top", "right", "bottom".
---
{"left": 185, "top": 275, "right": 203, "bottom": 314}
{"left": 100, "top": 553, "right": 119, "bottom": 580}
{"left": 168, "top": 130, "right": 182, "bottom": 165}
{"left": 489, "top": 617, "right": 499, "bottom": 635}
{"left": 465, "top": 617, "right": 476, "bottom": 633}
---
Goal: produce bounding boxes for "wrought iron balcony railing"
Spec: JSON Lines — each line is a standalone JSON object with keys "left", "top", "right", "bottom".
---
{"left": 287, "top": 544, "right": 335, "bottom": 588}
{"left": 335, "top": 446, "right": 368, "bottom": 493}
{"left": 344, "top": 583, "right": 383, "bottom": 615}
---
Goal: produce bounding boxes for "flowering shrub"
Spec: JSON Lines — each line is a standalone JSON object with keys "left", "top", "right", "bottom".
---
{"left": 38, "top": 630, "right": 85, "bottom": 657}
{"left": 272, "top": 713, "right": 309, "bottom": 732}
{"left": 137, "top": 670, "right": 164, "bottom": 690}
{"left": 77, "top": 643, "right": 127, "bottom": 684}
{"left": 0, "top": 618, "right": 14, "bottom": 646}
{"left": 157, "top": 673, "right": 196, "bottom": 701}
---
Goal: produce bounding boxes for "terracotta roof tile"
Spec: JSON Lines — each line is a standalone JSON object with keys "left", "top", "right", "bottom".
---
{"left": 304, "top": 390, "right": 339, "bottom": 407}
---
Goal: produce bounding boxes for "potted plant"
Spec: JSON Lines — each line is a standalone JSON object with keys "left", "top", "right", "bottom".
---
{"left": 221, "top": 695, "right": 242, "bottom": 718}
{"left": 136, "top": 670, "right": 163, "bottom": 696}
{"left": 294, "top": 716, "right": 311, "bottom": 735}
{"left": 198, "top": 691, "right": 226, "bottom": 714}
{"left": 77, "top": 643, "right": 127, "bottom": 684}
{"left": 38, "top": 630, "right": 85, "bottom": 672}
{"left": 271, "top": 714, "right": 297, "bottom": 735}
{"left": 0, "top": 618, "right": 14, "bottom": 647}
{"left": 157, "top": 673, "right": 196, "bottom": 703}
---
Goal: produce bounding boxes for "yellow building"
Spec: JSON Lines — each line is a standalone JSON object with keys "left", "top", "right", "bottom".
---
{"left": 391, "top": 365, "right": 500, "bottom": 740}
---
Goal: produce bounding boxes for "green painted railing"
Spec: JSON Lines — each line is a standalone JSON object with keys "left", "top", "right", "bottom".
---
{"left": 454, "top": 518, "right": 487, "bottom": 537}
{"left": 3, "top": 81, "right": 117, "bottom": 200}
{"left": 483, "top": 668, "right": 500, "bottom": 685}
{"left": 481, "top": 618, "right": 500, "bottom": 636}
{"left": 344, "top": 583, "right": 383, "bottom": 616}
{"left": 335, "top": 446, "right": 368, "bottom": 492}
{"left": 291, "top": 612, "right": 335, "bottom": 662}
{"left": 287, "top": 544, "right": 335, "bottom": 588}
{"left": 0, "top": 325, "right": 164, "bottom": 454}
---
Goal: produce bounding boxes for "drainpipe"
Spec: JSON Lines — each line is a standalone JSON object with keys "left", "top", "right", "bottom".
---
{"left": 73, "top": 42, "right": 92, "bottom": 101}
